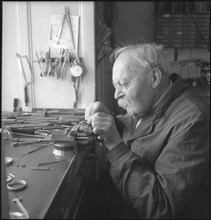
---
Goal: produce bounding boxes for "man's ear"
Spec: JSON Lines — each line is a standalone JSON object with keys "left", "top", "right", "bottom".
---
{"left": 150, "top": 68, "right": 161, "bottom": 89}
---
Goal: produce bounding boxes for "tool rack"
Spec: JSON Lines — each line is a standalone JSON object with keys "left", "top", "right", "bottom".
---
{"left": 154, "top": 1, "right": 210, "bottom": 49}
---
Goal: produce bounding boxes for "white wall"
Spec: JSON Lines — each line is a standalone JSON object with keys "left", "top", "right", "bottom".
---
{"left": 2, "top": 2, "right": 22, "bottom": 112}
{"left": 2, "top": 1, "right": 95, "bottom": 112}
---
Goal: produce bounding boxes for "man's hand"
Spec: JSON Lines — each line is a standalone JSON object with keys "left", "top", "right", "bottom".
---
{"left": 85, "top": 101, "right": 122, "bottom": 150}
{"left": 90, "top": 112, "right": 122, "bottom": 150}
{"left": 85, "top": 101, "right": 109, "bottom": 123}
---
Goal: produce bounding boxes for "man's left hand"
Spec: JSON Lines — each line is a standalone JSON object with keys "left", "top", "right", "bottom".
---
{"left": 89, "top": 112, "right": 122, "bottom": 150}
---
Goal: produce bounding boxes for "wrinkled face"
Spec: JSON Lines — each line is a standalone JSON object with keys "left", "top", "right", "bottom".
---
{"left": 112, "top": 54, "right": 155, "bottom": 118}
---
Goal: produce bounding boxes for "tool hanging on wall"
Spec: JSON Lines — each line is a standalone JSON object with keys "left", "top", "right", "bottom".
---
{"left": 52, "top": 7, "right": 75, "bottom": 49}
{"left": 34, "top": 50, "right": 44, "bottom": 77}
{"left": 61, "top": 49, "right": 70, "bottom": 81}
{"left": 70, "top": 57, "right": 83, "bottom": 78}
{"left": 70, "top": 57, "right": 83, "bottom": 108}
{"left": 33, "top": 48, "right": 83, "bottom": 81}
{"left": 16, "top": 53, "right": 32, "bottom": 107}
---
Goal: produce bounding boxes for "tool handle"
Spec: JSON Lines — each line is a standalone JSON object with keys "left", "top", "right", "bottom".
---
{"left": 13, "top": 98, "right": 18, "bottom": 112}
{"left": 10, "top": 128, "right": 35, "bottom": 135}
{"left": 24, "top": 86, "right": 28, "bottom": 106}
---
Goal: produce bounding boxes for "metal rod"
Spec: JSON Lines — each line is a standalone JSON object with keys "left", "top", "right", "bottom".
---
{"left": 31, "top": 167, "right": 49, "bottom": 170}
{"left": 8, "top": 173, "right": 15, "bottom": 178}
{"left": 22, "top": 144, "right": 47, "bottom": 156}
{"left": 36, "top": 159, "right": 65, "bottom": 166}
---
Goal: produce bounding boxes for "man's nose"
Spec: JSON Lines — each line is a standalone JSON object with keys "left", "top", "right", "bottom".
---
{"left": 114, "top": 85, "right": 125, "bottom": 100}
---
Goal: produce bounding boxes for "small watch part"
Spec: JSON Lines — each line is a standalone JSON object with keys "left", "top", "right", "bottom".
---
{"left": 5, "top": 156, "right": 13, "bottom": 166}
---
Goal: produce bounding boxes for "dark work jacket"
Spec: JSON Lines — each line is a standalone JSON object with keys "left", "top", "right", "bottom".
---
{"left": 108, "top": 74, "right": 210, "bottom": 219}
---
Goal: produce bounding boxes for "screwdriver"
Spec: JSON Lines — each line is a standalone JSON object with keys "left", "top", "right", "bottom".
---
{"left": 36, "top": 159, "right": 65, "bottom": 166}
{"left": 22, "top": 144, "right": 47, "bottom": 157}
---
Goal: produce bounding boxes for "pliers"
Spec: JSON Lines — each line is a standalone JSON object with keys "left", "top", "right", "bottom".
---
{"left": 61, "top": 52, "right": 69, "bottom": 81}
{"left": 34, "top": 50, "right": 45, "bottom": 77}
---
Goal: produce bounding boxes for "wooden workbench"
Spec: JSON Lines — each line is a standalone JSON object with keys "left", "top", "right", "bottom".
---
{"left": 3, "top": 137, "right": 95, "bottom": 219}
{"left": 1, "top": 109, "right": 96, "bottom": 219}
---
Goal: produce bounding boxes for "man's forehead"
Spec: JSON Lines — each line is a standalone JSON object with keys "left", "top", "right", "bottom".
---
{"left": 112, "top": 63, "right": 130, "bottom": 82}
{"left": 113, "top": 56, "right": 139, "bottom": 81}
{"left": 113, "top": 53, "right": 133, "bottom": 72}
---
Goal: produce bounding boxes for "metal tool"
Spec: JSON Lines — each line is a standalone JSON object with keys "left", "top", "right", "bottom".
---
{"left": 7, "top": 175, "right": 13, "bottom": 183}
{"left": 34, "top": 50, "right": 44, "bottom": 77}
{"left": 40, "top": 50, "right": 47, "bottom": 76}
{"left": 14, "top": 139, "right": 49, "bottom": 146}
{"left": 12, "top": 196, "right": 29, "bottom": 219}
{"left": 69, "top": 120, "right": 104, "bottom": 143}
{"left": 22, "top": 144, "right": 47, "bottom": 156}
{"left": 61, "top": 52, "right": 69, "bottom": 81}
{"left": 8, "top": 173, "right": 16, "bottom": 178}
{"left": 76, "top": 135, "right": 104, "bottom": 145}
{"left": 56, "top": 48, "right": 65, "bottom": 79}
{"left": 44, "top": 49, "right": 50, "bottom": 76}
{"left": 69, "top": 123, "right": 80, "bottom": 136}
{"left": 15, "top": 136, "right": 74, "bottom": 147}
{"left": 31, "top": 167, "right": 49, "bottom": 170}
{"left": 13, "top": 98, "right": 19, "bottom": 112}
{"left": 54, "top": 7, "right": 74, "bottom": 47}
{"left": 49, "top": 57, "right": 59, "bottom": 77}
{"left": 9, "top": 122, "right": 50, "bottom": 128}
{"left": 16, "top": 53, "right": 32, "bottom": 106}
{"left": 11, "top": 132, "right": 44, "bottom": 138}
{"left": 37, "top": 159, "right": 65, "bottom": 166}
{"left": 49, "top": 24, "right": 53, "bottom": 40}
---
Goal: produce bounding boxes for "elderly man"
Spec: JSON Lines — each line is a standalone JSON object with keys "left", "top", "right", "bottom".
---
{"left": 85, "top": 43, "right": 209, "bottom": 219}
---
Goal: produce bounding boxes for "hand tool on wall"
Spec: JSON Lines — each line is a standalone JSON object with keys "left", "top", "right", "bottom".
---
{"left": 49, "top": 24, "right": 53, "bottom": 40}
{"left": 55, "top": 12, "right": 66, "bottom": 44}
{"left": 16, "top": 53, "right": 32, "bottom": 107}
{"left": 54, "top": 7, "right": 75, "bottom": 48}
{"left": 40, "top": 51, "right": 47, "bottom": 76}
{"left": 55, "top": 48, "right": 65, "bottom": 79}
{"left": 44, "top": 49, "right": 50, "bottom": 76}
{"left": 60, "top": 52, "right": 69, "bottom": 81}
{"left": 34, "top": 50, "right": 44, "bottom": 77}
{"left": 48, "top": 48, "right": 54, "bottom": 77}
{"left": 49, "top": 58, "right": 60, "bottom": 77}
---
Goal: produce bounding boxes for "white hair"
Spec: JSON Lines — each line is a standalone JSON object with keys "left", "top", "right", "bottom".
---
{"left": 110, "top": 43, "right": 171, "bottom": 76}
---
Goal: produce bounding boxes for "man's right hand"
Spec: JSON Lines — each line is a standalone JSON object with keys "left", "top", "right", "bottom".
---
{"left": 85, "top": 101, "right": 110, "bottom": 124}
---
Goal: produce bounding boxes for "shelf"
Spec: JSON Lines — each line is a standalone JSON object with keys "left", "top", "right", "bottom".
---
{"left": 154, "top": 12, "right": 210, "bottom": 49}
